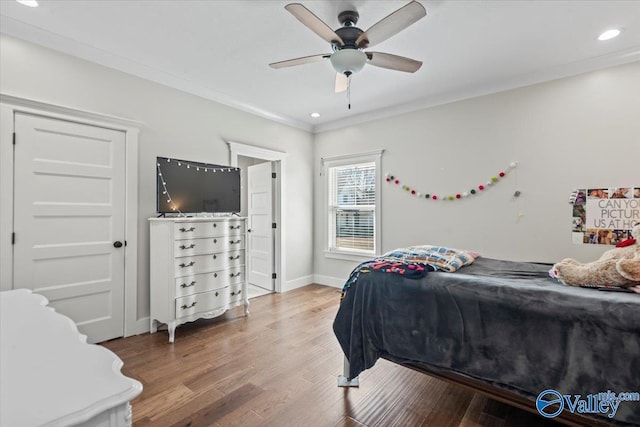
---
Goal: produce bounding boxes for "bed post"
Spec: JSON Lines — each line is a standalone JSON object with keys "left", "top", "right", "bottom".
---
{"left": 337, "top": 356, "right": 359, "bottom": 387}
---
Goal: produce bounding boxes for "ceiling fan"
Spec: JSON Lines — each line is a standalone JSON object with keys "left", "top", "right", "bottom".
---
{"left": 269, "top": 1, "right": 427, "bottom": 94}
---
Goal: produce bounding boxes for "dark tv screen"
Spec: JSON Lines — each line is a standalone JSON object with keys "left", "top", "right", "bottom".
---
{"left": 156, "top": 157, "right": 240, "bottom": 214}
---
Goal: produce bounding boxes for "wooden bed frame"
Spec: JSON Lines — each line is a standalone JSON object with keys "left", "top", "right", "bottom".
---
{"left": 339, "top": 357, "right": 613, "bottom": 427}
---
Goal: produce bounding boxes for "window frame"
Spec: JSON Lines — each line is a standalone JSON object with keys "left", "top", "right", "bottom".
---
{"left": 322, "top": 150, "right": 383, "bottom": 261}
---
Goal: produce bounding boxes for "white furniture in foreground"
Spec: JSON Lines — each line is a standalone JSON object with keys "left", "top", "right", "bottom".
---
{"left": 0, "top": 289, "right": 143, "bottom": 427}
{"left": 149, "top": 217, "right": 249, "bottom": 343}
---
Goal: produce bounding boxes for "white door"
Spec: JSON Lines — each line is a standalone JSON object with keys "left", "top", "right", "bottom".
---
{"left": 247, "top": 162, "right": 274, "bottom": 290}
{"left": 13, "top": 113, "right": 126, "bottom": 344}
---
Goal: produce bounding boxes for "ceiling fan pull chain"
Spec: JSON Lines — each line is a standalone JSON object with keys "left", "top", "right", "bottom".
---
{"left": 347, "top": 75, "right": 351, "bottom": 110}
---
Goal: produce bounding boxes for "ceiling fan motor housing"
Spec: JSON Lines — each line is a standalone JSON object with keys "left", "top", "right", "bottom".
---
{"left": 333, "top": 26, "right": 364, "bottom": 49}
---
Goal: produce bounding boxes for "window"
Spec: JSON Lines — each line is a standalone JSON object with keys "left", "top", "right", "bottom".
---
{"left": 324, "top": 150, "right": 382, "bottom": 260}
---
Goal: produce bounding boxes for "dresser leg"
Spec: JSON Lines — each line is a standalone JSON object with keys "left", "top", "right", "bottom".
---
{"left": 168, "top": 322, "right": 176, "bottom": 343}
{"left": 244, "top": 299, "right": 250, "bottom": 316}
{"left": 150, "top": 319, "right": 158, "bottom": 334}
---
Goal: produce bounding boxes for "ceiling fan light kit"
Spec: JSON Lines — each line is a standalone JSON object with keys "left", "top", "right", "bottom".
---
{"left": 270, "top": 1, "right": 427, "bottom": 108}
{"left": 330, "top": 49, "right": 367, "bottom": 76}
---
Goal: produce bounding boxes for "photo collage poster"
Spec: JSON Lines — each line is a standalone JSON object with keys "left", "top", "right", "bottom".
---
{"left": 570, "top": 187, "right": 640, "bottom": 245}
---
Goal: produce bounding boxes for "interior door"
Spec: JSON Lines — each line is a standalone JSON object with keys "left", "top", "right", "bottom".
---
{"left": 247, "top": 162, "right": 274, "bottom": 291}
{"left": 13, "top": 112, "right": 126, "bottom": 344}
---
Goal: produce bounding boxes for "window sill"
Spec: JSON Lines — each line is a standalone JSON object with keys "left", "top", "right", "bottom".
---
{"left": 324, "top": 250, "right": 375, "bottom": 262}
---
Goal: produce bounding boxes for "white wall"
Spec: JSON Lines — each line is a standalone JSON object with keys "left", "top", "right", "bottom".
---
{"left": 314, "top": 61, "right": 640, "bottom": 285}
{"left": 0, "top": 35, "right": 314, "bottom": 322}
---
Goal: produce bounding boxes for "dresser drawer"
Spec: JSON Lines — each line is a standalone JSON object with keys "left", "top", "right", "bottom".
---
{"left": 175, "top": 288, "right": 230, "bottom": 319}
{"left": 174, "top": 268, "right": 245, "bottom": 298}
{"left": 173, "top": 236, "right": 245, "bottom": 257}
{"left": 173, "top": 221, "right": 244, "bottom": 239}
{"left": 174, "top": 250, "right": 244, "bottom": 276}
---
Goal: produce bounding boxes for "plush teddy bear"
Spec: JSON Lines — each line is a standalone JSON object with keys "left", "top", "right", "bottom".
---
{"left": 551, "top": 223, "right": 640, "bottom": 288}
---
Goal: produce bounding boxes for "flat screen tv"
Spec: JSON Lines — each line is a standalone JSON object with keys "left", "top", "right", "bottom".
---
{"left": 156, "top": 156, "right": 240, "bottom": 214}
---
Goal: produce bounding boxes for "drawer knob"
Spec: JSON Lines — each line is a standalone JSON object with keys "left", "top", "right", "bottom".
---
{"left": 215, "top": 291, "right": 219, "bottom": 296}
{"left": 213, "top": 254, "right": 217, "bottom": 260}
{"left": 180, "top": 281, "right": 196, "bottom": 288}
{"left": 229, "top": 255, "right": 240, "bottom": 261}
{"left": 179, "top": 243, "right": 196, "bottom": 250}
{"left": 230, "top": 272, "right": 241, "bottom": 278}
{"left": 179, "top": 261, "right": 195, "bottom": 268}
{"left": 213, "top": 223, "right": 217, "bottom": 228}
{"left": 230, "top": 225, "right": 241, "bottom": 230}
{"left": 179, "top": 227, "right": 195, "bottom": 232}
{"left": 213, "top": 239, "right": 217, "bottom": 244}
{"left": 214, "top": 273, "right": 218, "bottom": 278}
{"left": 181, "top": 301, "right": 197, "bottom": 309}
{"left": 230, "top": 239, "right": 241, "bottom": 244}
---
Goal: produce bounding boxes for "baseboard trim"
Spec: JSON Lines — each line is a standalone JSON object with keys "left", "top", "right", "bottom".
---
{"left": 313, "top": 274, "right": 345, "bottom": 288}
{"left": 283, "top": 275, "right": 314, "bottom": 292}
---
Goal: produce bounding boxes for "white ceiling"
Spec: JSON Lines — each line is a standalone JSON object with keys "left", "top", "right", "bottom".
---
{"left": 1, "top": 0, "right": 639, "bottom": 132}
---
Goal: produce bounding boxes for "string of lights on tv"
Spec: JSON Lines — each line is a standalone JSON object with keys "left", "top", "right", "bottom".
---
{"left": 156, "top": 157, "right": 239, "bottom": 215}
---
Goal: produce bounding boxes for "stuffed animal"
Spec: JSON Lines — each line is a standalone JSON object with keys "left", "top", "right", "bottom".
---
{"left": 551, "top": 224, "right": 640, "bottom": 288}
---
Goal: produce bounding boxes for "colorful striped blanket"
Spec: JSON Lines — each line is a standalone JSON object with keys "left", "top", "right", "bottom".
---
{"left": 340, "top": 246, "right": 478, "bottom": 299}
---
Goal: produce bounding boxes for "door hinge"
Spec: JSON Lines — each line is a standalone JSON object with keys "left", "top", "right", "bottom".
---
{"left": 12, "top": 232, "right": 15, "bottom": 245}
{"left": 272, "top": 273, "right": 277, "bottom": 279}
{"left": 13, "top": 132, "right": 16, "bottom": 145}
{"left": 272, "top": 172, "right": 276, "bottom": 179}
{"left": 272, "top": 222, "right": 277, "bottom": 229}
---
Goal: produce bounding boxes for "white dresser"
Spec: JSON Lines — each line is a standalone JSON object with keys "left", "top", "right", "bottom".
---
{"left": 0, "top": 289, "right": 143, "bottom": 427}
{"left": 149, "top": 217, "right": 249, "bottom": 342}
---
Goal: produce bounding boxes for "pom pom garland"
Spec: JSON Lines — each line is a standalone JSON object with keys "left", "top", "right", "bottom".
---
{"left": 384, "top": 162, "right": 517, "bottom": 202}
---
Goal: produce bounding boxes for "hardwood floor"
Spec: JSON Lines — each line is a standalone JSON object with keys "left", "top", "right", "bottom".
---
{"left": 102, "top": 284, "right": 562, "bottom": 427}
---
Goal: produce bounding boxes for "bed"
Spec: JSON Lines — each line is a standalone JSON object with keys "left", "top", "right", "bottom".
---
{"left": 333, "top": 254, "right": 640, "bottom": 426}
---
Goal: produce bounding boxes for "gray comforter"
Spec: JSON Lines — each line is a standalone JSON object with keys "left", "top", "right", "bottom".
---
{"left": 333, "top": 258, "right": 640, "bottom": 425}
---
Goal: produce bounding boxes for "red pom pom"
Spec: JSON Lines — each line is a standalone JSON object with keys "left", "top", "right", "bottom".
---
{"left": 411, "top": 190, "right": 416, "bottom": 195}
{"left": 479, "top": 185, "right": 485, "bottom": 190}
{"left": 394, "top": 179, "right": 400, "bottom": 184}
{"left": 386, "top": 177, "right": 391, "bottom": 182}
{"left": 432, "top": 195, "right": 438, "bottom": 200}
{"left": 499, "top": 172, "right": 505, "bottom": 177}
{"left": 456, "top": 194, "right": 461, "bottom": 199}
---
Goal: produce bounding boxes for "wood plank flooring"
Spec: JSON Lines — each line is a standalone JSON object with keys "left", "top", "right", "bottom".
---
{"left": 102, "top": 284, "right": 563, "bottom": 427}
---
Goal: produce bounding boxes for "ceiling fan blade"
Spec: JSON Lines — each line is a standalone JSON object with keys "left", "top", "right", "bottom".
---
{"left": 335, "top": 72, "right": 348, "bottom": 93}
{"left": 356, "top": 1, "right": 426, "bottom": 48}
{"left": 285, "top": 3, "right": 344, "bottom": 46}
{"left": 366, "top": 52, "right": 423, "bottom": 73}
{"left": 269, "top": 53, "right": 331, "bottom": 69}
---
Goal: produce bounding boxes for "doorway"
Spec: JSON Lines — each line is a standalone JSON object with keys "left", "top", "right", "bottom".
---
{"left": 239, "top": 156, "right": 274, "bottom": 298}
{"left": 228, "top": 141, "right": 286, "bottom": 296}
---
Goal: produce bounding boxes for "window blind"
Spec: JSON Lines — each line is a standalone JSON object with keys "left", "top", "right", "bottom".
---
{"left": 329, "top": 162, "right": 376, "bottom": 252}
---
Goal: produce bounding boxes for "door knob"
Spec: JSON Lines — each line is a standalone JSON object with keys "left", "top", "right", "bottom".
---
{"left": 113, "top": 241, "right": 123, "bottom": 248}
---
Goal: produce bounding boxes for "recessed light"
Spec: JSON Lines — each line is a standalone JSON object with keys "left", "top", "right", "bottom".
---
{"left": 16, "top": 0, "right": 38, "bottom": 7}
{"left": 310, "top": 112, "right": 320, "bottom": 118}
{"left": 598, "top": 29, "right": 621, "bottom": 41}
